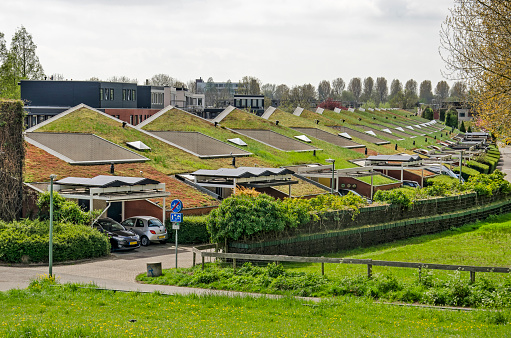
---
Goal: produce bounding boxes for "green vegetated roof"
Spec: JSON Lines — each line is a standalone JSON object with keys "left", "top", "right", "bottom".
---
{"left": 357, "top": 174, "right": 400, "bottom": 186}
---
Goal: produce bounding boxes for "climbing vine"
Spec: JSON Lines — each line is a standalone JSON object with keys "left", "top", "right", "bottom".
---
{"left": 0, "top": 100, "right": 25, "bottom": 221}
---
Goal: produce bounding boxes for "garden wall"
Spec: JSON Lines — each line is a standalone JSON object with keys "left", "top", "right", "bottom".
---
{"left": 229, "top": 193, "right": 511, "bottom": 256}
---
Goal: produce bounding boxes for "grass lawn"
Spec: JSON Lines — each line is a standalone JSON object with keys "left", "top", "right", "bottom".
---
{"left": 286, "top": 213, "right": 511, "bottom": 284}
{"left": 357, "top": 174, "right": 399, "bottom": 185}
{"left": 1, "top": 281, "right": 509, "bottom": 337}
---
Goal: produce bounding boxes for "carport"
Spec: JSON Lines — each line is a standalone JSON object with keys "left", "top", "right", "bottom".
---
{"left": 51, "top": 175, "right": 170, "bottom": 222}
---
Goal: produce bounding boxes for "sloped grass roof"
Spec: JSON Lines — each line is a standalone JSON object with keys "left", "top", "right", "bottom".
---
{"left": 25, "top": 143, "right": 219, "bottom": 208}
{"left": 33, "top": 107, "right": 268, "bottom": 174}
{"left": 142, "top": 107, "right": 362, "bottom": 169}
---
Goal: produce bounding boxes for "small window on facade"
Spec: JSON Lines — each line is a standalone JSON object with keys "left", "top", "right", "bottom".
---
{"left": 110, "top": 88, "right": 114, "bottom": 100}
{"left": 122, "top": 89, "right": 126, "bottom": 101}
{"left": 130, "top": 115, "right": 133, "bottom": 125}
{"left": 100, "top": 88, "right": 103, "bottom": 101}
{"left": 133, "top": 90, "right": 136, "bottom": 101}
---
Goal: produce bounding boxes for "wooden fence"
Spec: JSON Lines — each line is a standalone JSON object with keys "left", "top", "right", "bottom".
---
{"left": 191, "top": 246, "right": 510, "bottom": 283}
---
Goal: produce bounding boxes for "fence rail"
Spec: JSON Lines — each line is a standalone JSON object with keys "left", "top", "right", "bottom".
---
{"left": 192, "top": 249, "right": 510, "bottom": 283}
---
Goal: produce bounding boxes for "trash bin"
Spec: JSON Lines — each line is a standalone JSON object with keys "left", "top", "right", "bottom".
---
{"left": 147, "top": 262, "right": 162, "bottom": 277}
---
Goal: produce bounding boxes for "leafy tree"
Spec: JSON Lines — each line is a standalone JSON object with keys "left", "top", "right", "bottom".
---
{"left": 318, "top": 98, "right": 345, "bottom": 110}
{"left": 445, "top": 109, "right": 459, "bottom": 128}
{"left": 340, "top": 90, "right": 355, "bottom": 103}
{"left": 389, "top": 90, "right": 405, "bottom": 108}
{"left": 1, "top": 27, "right": 44, "bottom": 98}
{"left": 375, "top": 77, "right": 388, "bottom": 104}
{"left": 275, "top": 84, "right": 290, "bottom": 102}
{"left": 404, "top": 79, "right": 418, "bottom": 108}
{"left": 289, "top": 84, "right": 316, "bottom": 107}
{"left": 150, "top": 74, "right": 174, "bottom": 86}
{"left": 423, "top": 107, "right": 434, "bottom": 120}
{"left": 467, "top": 125, "right": 472, "bottom": 133}
{"left": 389, "top": 79, "right": 402, "bottom": 100}
{"left": 435, "top": 81, "right": 450, "bottom": 103}
{"left": 204, "top": 77, "right": 218, "bottom": 107}
{"left": 9, "top": 26, "right": 44, "bottom": 80}
{"left": 440, "top": 1, "right": 511, "bottom": 139}
{"left": 440, "top": 109, "right": 446, "bottom": 122}
{"left": 419, "top": 80, "right": 434, "bottom": 103}
{"left": 347, "top": 77, "right": 362, "bottom": 103}
{"left": 331, "top": 77, "right": 345, "bottom": 99}
{"left": 459, "top": 120, "right": 466, "bottom": 132}
{"left": 362, "top": 77, "right": 374, "bottom": 101}
{"left": 317, "top": 80, "right": 331, "bottom": 101}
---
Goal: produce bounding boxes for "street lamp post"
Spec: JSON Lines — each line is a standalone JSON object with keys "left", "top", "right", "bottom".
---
{"left": 326, "top": 159, "right": 336, "bottom": 194}
{"left": 49, "top": 174, "right": 57, "bottom": 277}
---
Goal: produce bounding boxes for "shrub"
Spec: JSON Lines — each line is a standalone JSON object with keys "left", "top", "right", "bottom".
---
{"left": 453, "top": 166, "right": 480, "bottom": 180}
{"left": 207, "top": 193, "right": 309, "bottom": 243}
{"left": 166, "top": 215, "right": 209, "bottom": 244}
{"left": 466, "top": 160, "right": 490, "bottom": 174}
{"left": 0, "top": 219, "right": 110, "bottom": 263}
{"left": 37, "top": 192, "right": 98, "bottom": 225}
{"left": 464, "top": 170, "right": 511, "bottom": 196}
{"left": 373, "top": 188, "right": 417, "bottom": 208}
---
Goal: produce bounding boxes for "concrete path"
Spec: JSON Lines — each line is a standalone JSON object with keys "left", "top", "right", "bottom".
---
{"left": 0, "top": 243, "right": 317, "bottom": 301}
{"left": 497, "top": 144, "right": 511, "bottom": 182}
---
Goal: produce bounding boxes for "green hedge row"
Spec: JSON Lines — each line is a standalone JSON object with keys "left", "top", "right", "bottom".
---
{"left": 0, "top": 219, "right": 110, "bottom": 263}
{"left": 466, "top": 160, "right": 490, "bottom": 174}
{"left": 166, "top": 216, "right": 209, "bottom": 244}
{"left": 477, "top": 149, "right": 500, "bottom": 173}
{"left": 453, "top": 166, "right": 480, "bottom": 180}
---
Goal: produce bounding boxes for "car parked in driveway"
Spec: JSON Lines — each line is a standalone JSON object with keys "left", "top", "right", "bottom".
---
{"left": 121, "top": 216, "right": 168, "bottom": 246}
{"left": 93, "top": 218, "right": 140, "bottom": 251}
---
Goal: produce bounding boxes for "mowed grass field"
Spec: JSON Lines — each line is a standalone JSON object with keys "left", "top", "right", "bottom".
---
{"left": 1, "top": 282, "right": 510, "bottom": 337}
{"left": 285, "top": 213, "right": 511, "bottom": 283}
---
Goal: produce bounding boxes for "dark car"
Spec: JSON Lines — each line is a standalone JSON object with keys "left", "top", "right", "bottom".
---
{"left": 93, "top": 218, "right": 140, "bottom": 251}
{"left": 402, "top": 180, "right": 420, "bottom": 188}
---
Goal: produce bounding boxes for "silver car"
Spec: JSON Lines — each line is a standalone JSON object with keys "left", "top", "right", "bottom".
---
{"left": 121, "top": 216, "right": 168, "bottom": 246}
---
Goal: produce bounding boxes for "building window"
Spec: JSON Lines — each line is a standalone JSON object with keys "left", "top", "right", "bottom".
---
{"left": 130, "top": 115, "right": 133, "bottom": 125}
{"left": 123, "top": 89, "right": 126, "bottom": 101}
{"left": 133, "top": 90, "right": 136, "bottom": 101}
{"left": 110, "top": 88, "right": 114, "bottom": 100}
{"left": 100, "top": 89, "right": 103, "bottom": 101}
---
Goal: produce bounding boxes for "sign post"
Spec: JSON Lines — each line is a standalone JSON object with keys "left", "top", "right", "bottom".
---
{"left": 170, "top": 199, "right": 183, "bottom": 269}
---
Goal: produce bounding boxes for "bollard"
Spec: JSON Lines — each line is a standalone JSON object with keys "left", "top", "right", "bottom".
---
{"left": 147, "top": 262, "right": 162, "bottom": 277}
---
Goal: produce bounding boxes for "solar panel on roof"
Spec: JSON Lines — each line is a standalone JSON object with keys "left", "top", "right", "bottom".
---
{"left": 365, "top": 130, "right": 377, "bottom": 136}
{"left": 396, "top": 127, "right": 405, "bottom": 132}
{"left": 338, "top": 132, "right": 352, "bottom": 139}
{"left": 382, "top": 128, "right": 393, "bottom": 134}
{"left": 406, "top": 126, "right": 414, "bottom": 130}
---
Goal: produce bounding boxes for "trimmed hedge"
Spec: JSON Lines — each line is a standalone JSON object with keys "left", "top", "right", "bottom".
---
{"left": 466, "top": 160, "right": 490, "bottom": 174}
{"left": 453, "top": 166, "right": 480, "bottom": 180}
{"left": 0, "top": 219, "right": 110, "bottom": 263}
{"left": 166, "top": 216, "right": 209, "bottom": 244}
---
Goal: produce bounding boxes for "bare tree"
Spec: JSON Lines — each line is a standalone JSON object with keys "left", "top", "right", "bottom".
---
{"left": 150, "top": 74, "right": 174, "bottom": 86}
{"left": 375, "top": 77, "right": 388, "bottom": 104}
{"left": 331, "top": 77, "right": 345, "bottom": 99}
{"left": 261, "top": 83, "right": 276, "bottom": 99}
{"left": 450, "top": 81, "right": 467, "bottom": 99}
{"left": 347, "top": 77, "right": 362, "bottom": 103}
{"left": 237, "top": 76, "right": 261, "bottom": 95}
{"left": 317, "top": 80, "right": 331, "bottom": 102}
{"left": 108, "top": 76, "right": 138, "bottom": 84}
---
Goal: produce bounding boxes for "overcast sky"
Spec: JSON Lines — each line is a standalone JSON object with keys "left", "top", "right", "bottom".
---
{"left": 0, "top": 0, "right": 453, "bottom": 87}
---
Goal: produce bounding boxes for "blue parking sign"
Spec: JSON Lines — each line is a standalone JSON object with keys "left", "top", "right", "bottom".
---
{"left": 170, "top": 213, "right": 183, "bottom": 223}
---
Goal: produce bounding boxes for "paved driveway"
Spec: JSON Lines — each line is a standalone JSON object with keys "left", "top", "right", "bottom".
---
{"left": 0, "top": 243, "right": 207, "bottom": 291}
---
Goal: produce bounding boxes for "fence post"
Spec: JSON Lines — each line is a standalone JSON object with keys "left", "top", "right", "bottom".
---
{"left": 470, "top": 271, "right": 476, "bottom": 283}
{"left": 418, "top": 266, "right": 422, "bottom": 283}
{"left": 321, "top": 262, "right": 325, "bottom": 276}
{"left": 367, "top": 264, "right": 372, "bottom": 279}
{"left": 233, "top": 258, "right": 237, "bottom": 273}
{"left": 192, "top": 252, "right": 196, "bottom": 267}
{"left": 202, "top": 255, "right": 205, "bottom": 270}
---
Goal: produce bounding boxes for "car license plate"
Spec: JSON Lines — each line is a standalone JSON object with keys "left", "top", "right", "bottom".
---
{"left": 129, "top": 241, "right": 137, "bottom": 245}
{"left": 158, "top": 235, "right": 165, "bottom": 239}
